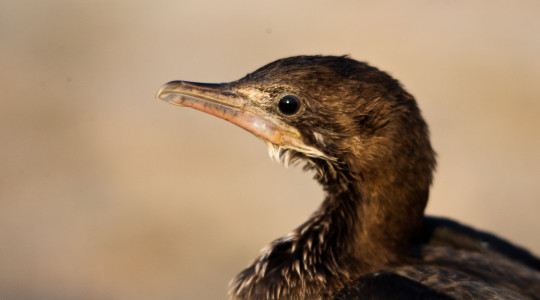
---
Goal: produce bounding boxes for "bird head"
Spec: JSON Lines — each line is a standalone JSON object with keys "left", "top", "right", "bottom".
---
{"left": 157, "top": 56, "right": 435, "bottom": 189}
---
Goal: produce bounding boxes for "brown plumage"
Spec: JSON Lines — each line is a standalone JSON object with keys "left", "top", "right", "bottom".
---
{"left": 157, "top": 55, "right": 540, "bottom": 299}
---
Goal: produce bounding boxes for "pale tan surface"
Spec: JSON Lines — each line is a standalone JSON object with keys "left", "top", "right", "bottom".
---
{"left": 1, "top": 1, "right": 539, "bottom": 299}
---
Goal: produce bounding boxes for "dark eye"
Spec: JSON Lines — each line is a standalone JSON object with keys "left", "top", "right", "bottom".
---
{"left": 278, "top": 95, "right": 301, "bottom": 116}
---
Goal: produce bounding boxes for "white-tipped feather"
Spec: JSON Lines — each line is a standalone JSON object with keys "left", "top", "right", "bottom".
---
{"left": 265, "top": 142, "right": 334, "bottom": 168}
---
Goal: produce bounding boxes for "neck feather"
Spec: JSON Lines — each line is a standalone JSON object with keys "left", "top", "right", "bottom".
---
{"left": 229, "top": 160, "right": 429, "bottom": 299}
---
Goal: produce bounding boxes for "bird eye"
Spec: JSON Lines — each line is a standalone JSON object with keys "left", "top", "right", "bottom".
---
{"left": 277, "top": 95, "right": 301, "bottom": 116}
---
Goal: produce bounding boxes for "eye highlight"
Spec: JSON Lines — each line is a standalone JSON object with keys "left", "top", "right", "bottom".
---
{"left": 277, "top": 95, "right": 301, "bottom": 116}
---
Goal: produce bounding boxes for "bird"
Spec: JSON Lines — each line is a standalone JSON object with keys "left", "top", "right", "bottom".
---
{"left": 156, "top": 55, "right": 540, "bottom": 299}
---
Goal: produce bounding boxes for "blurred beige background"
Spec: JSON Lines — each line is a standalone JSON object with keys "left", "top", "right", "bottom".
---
{"left": 1, "top": 1, "right": 539, "bottom": 299}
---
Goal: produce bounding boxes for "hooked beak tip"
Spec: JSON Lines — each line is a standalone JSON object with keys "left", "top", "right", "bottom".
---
{"left": 156, "top": 81, "right": 183, "bottom": 103}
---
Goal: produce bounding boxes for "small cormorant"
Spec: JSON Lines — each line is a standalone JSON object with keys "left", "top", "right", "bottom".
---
{"left": 157, "top": 56, "right": 540, "bottom": 299}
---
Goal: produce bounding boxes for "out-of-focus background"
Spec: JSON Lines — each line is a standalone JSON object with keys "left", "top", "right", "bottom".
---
{"left": 1, "top": 1, "right": 539, "bottom": 299}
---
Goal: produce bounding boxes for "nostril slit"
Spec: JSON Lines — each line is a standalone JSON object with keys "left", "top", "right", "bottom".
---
{"left": 221, "top": 91, "right": 236, "bottom": 97}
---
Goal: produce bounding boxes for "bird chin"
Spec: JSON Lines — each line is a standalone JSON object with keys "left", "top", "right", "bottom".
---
{"left": 265, "top": 142, "right": 334, "bottom": 168}
{"left": 266, "top": 143, "right": 302, "bottom": 167}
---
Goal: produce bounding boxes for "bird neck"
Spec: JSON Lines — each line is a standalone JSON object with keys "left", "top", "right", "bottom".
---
{"left": 313, "top": 151, "right": 425, "bottom": 257}
{"left": 321, "top": 170, "right": 428, "bottom": 269}
{"left": 229, "top": 164, "right": 429, "bottom": 299}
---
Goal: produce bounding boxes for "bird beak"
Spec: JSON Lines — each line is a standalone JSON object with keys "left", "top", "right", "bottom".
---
{"left": 156, "top": 80, "right": 301, "bottom": 147}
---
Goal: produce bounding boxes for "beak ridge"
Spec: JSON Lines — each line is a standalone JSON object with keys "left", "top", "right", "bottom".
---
{"left": 156, "top": 80, "right": 247, "bottom": 107}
